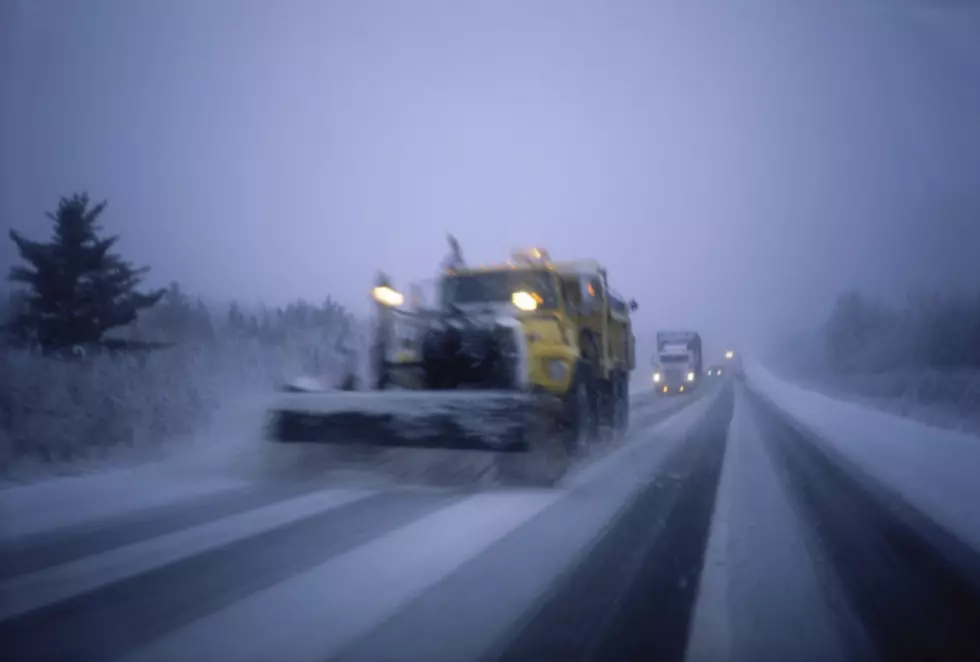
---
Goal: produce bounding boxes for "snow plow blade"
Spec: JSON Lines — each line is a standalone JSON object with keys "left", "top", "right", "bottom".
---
{"left": 265, "top": 390, "right": 562, "bottom": 453}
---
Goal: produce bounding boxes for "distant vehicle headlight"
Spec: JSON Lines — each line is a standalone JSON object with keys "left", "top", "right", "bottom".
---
{"left": 653, "top": 372, "right": 662, "bottom": 383}
{"left": 687, "top": 372, "right": 695, "bottom": 382}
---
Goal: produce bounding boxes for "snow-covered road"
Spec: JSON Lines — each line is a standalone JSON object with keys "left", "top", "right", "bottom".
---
{"left": 3, "top": 371, "right": 980, "bottom": 662}
{"left": 0, "top": 387, "right": 718, "bottom": 662}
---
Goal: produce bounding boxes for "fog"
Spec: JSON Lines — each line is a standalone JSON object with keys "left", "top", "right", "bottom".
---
{"left": 3, "top": 0, "right": 979, "bottom": 362}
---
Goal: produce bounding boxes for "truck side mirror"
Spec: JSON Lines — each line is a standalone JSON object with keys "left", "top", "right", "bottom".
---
{"left": 629, "top": 299, "right": 638, "bottom": 312}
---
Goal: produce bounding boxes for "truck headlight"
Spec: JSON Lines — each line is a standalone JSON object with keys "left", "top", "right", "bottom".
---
{"left": 653, "top": 372, "right": 662, "bottom": 383}
{"left": 687, "top": 372, "right": 695, "bottom": 382}
{"left": 372, "top": 285, "right": 404, "bottom": 307}
{"left": 545, "top": 359, "right": 568, "bottom": 381}
{"left": 512, "top": 291, "right": 538, "bottom": 312}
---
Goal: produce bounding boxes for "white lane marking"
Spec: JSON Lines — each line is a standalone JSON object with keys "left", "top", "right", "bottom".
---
{"left": 0, "top": 488, "right": 374, "bottom": 621}
{"left": 684, "top": 392, "right": 736, "bottom": 662}
{"left": 123, "top": 491, "right": 564, "bottom": 662}
{"left": 687, "top": 387, "right": 848, "bottom": 662}
{"left": 0, "top": 471, "right": 251, "bottom": 544}
{"left": 565, "top": 390, "right": 720, "bottom": 490}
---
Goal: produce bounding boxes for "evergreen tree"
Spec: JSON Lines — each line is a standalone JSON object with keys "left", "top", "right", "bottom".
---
{"left": 227, "top": 301, "right": 245, "bottom": 335}
{"left": 194, "top": 298, "right": 216, "bottom": 342}
{"left": 152, "top": 281, "right": 195, "bottom": 340}
{"left": 7, "top": 193, "right": 165, "bottom": 349}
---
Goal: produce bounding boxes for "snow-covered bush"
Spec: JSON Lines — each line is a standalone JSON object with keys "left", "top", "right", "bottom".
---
{"left": 0, "top": 298, "right": 370, "bottom": 478}
{"left": 825, "top": 290, "right": 980, "bottom": 374}
{"left": 769, "top": 290, "right": 980, "bottom": 433}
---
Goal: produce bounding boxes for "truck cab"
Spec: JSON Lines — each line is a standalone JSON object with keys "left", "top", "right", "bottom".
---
{"left": 652, "top": 330, "right": 703, "bottom": 395}
{"left": 373, "top": 245, "right": 639, "bottom": 448}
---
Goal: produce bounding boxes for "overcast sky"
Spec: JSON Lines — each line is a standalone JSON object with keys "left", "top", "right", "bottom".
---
{"left": 2, "top": 0, "right": 979, "bottom": 358}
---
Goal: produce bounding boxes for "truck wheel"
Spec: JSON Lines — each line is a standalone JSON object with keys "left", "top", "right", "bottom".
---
{"left": 587, "top": 381, "right": 601, "bottom": 440}
{"left": 564, "top": 366, "right": 598, "bottom": 456}
{"left": 613, "top": 373, "right": 629, "bottom": 438}
{"left": 566, "top": 380, "right": 591, "bottom": 456}
{"left": 497, "top": 404, "right": 568, "bottom": 487}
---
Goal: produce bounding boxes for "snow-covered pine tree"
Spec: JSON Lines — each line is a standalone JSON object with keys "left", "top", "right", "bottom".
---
{"left": 7, "top": 193, "right": 165, "bottom": 350}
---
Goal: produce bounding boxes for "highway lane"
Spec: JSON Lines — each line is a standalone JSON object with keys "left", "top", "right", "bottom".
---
{"left": 0, "top": 387, "right": 715, "bottom": 662}
{"left": 4, "top": 379, "right": 980, "bottom": 662}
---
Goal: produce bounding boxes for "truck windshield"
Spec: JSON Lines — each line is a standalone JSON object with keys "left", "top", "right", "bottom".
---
{"left": 660, "top": 355, "right": 691, "bottom": 364}
{"left": 441, "top": 270, "right": 558, "bottom": 309}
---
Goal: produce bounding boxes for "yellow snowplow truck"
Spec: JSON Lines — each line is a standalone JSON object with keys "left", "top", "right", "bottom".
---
{"left": 265, "top": 244, "right": 638, "bottom": 486}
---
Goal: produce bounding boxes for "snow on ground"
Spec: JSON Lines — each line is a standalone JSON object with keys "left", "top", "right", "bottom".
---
{"left": 786, "top": 368, "right": 980, "bottom": 437}
{"left": 121, "top": 491, "right": 567, "bottom": 662}
{"left": 0, "top": 488, "right": 373, "bottom": 621}
{"left": 120, "top": 392, "right": 719, "bottom": 662}
{"left": 0, "top": 385, "right": 685, "bottom": 543}
{"left": 334, "top": 396, "right": 720, "bottom": 662}
{"left": 745, "top": 357, "right": 980, "bottom": 553}
{"left": 0, "top": 467, "right": 249, "bottom": 544}
{"left": 686, "top": 388, "right": 845, "bottom": 662}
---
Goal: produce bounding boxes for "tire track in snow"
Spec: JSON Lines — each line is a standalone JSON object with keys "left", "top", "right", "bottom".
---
{"left": 0, "top": 488, "right": 458, "bottom": 662}
{"left": 0, "top": 386, "right": 720, "bottom": 662}
{"left": 331, "top": 386, "right": 725, "bottom": 662}
{"left": 0, "top": 480, "right": 331, "bottom": 581}
{"left": 121, "top": 491, "right": 569, "bottom": 662}
{"left": 493, "top": 384, "right": 733, "bottom": 662}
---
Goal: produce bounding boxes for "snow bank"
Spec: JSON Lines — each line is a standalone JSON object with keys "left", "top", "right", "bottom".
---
{"left": 745, "top": 357, "right": 980, "bottom": 553}
{"left": 781, "top": 367, "right": 980, "bottom": 436}
{"left": 0, "top": 335, "right": 357, "bottom": 482}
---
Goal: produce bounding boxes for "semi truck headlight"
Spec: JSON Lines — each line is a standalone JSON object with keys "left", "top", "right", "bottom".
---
{"left": 687, "top": 372, "right": 695, "bottom": 382}
{"left": 653, "top": 372, "right": 662, "bottom": 383}
{"left": 512, "top": 291, "right": 538, "bottom": 311}
{"left": 545, "top": 359, "right": 568, "bottom": 381}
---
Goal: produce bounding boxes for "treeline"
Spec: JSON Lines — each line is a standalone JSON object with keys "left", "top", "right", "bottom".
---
{"left": 0, "top": 193, "right": 362, "bottom": 477}
{"left": 2, "top": 192, "right": 356, "bottom": 362}
{"left": 825, "top": 290, "right": 980, "bottom": 374}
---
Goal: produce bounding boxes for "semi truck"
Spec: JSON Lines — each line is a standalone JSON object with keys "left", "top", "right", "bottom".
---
{"left": 652, "top": 330, "right": 703, "bottom": 395}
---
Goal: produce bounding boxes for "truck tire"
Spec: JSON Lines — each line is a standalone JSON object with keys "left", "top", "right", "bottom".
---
{"left": 563, "top": 363, "right": 598, "bottom": 456}
{"left": 496, "top": 402, "right": 568, "bottom": 487}
{"left": 612, "top": 372, "right": 629, "bottom": 438}
{"left": 577, "top": 332, "right": 603, "bottom": 441}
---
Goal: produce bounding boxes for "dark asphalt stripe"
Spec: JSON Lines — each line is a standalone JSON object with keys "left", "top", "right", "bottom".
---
{"left": 0, "top": 489, "right": 459, "bottom": 662}
{"left": 748, "top": 389, "right": 980, "bottom": 662}
{"left": 0, "top": 481, "right": 328, "bottom": 581}
{"left": 493, "top": 385, "right": 733, "bottom": 662}
{"left": 331, "top": 392, "right": 723, "bottom": 662}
